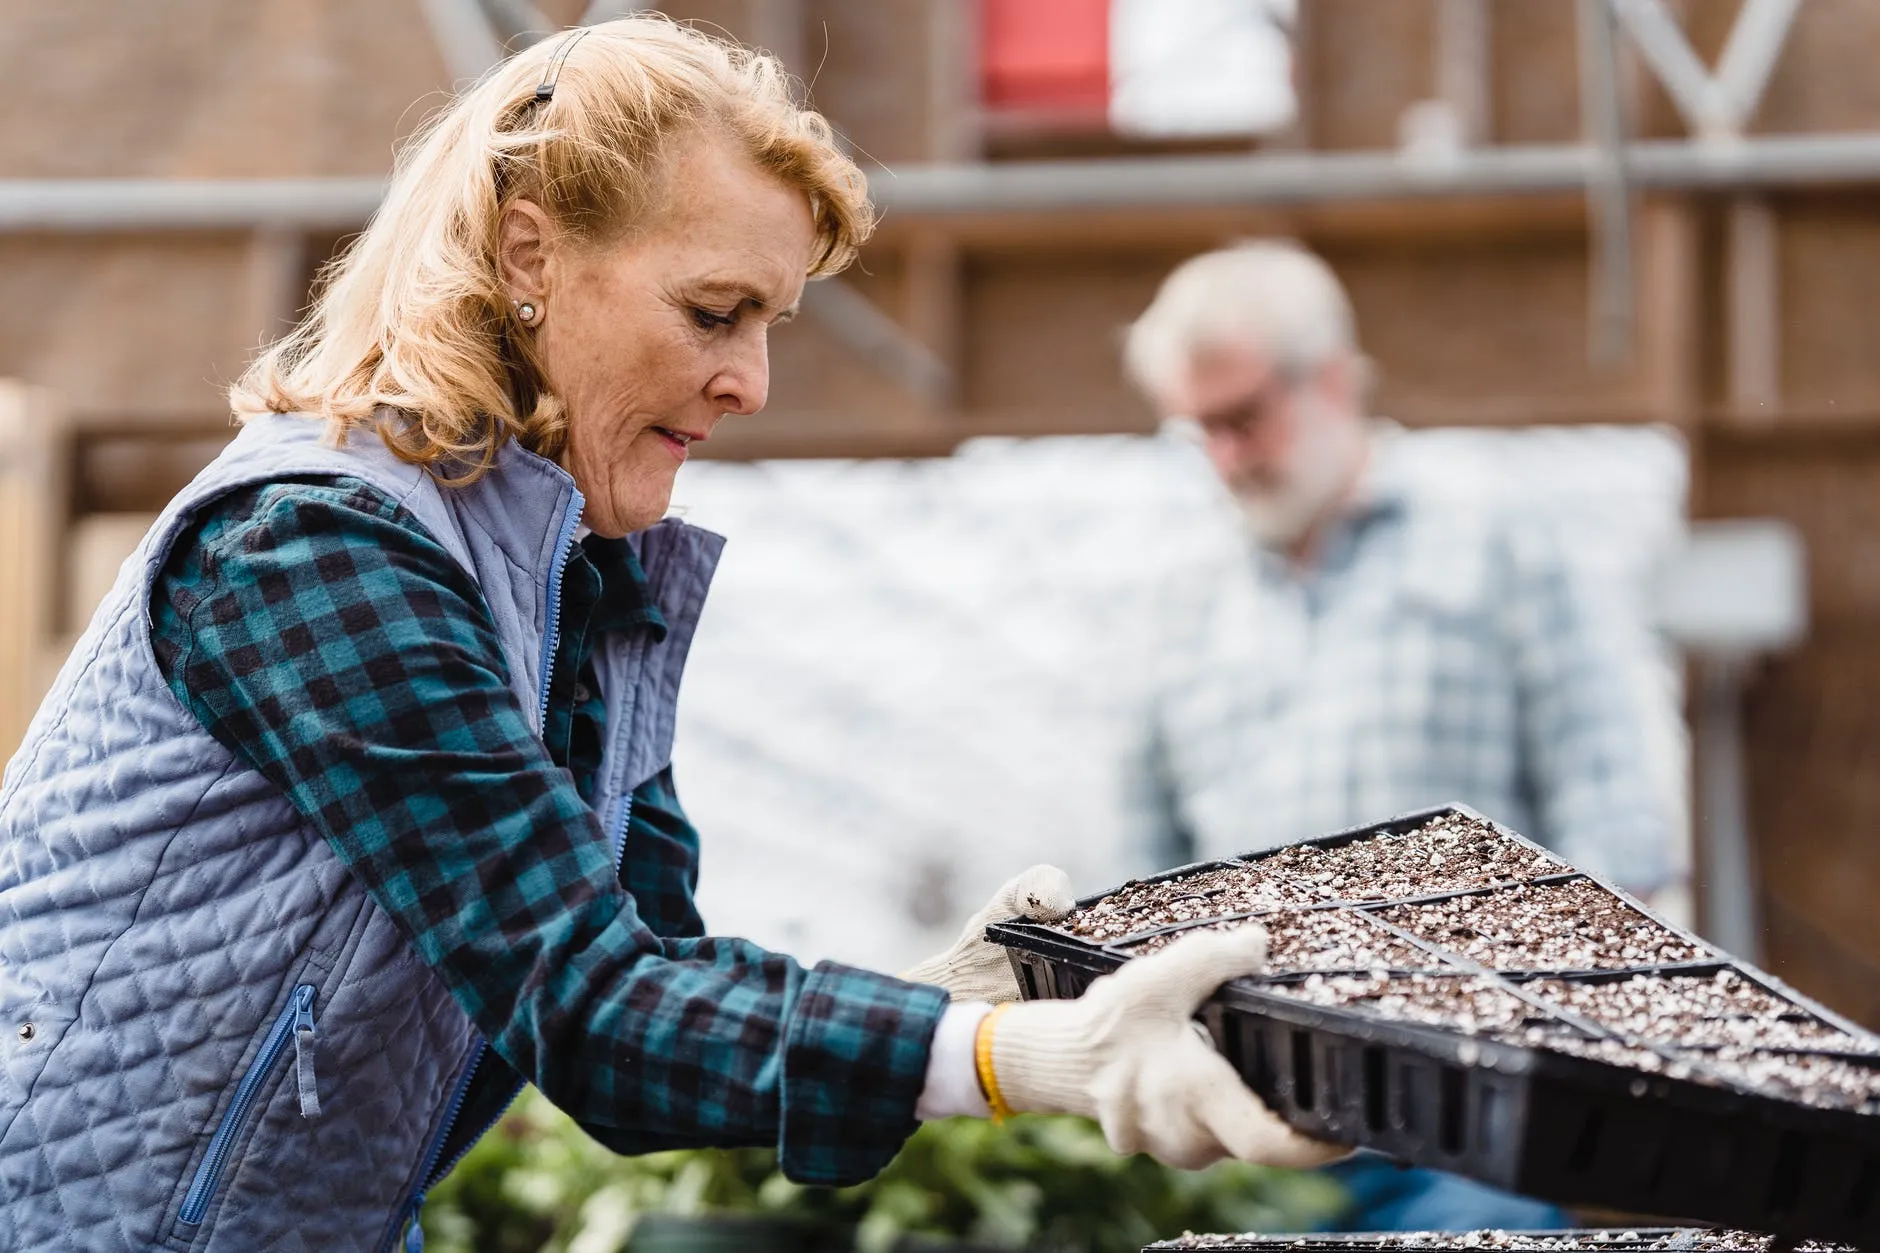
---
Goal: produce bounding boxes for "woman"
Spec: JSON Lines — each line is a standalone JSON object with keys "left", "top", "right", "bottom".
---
{"left": 0, "top": 18, "right": 1332, "bottom": 1252}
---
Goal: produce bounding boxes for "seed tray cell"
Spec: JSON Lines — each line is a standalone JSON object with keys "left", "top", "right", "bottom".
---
{"left": 1236, "top": 810, "right": 1566, "bottom": 905}
{"left": 1523, "top": 971, "right": 1877, "bottom": 1055}
{"left": 1059, "top": 811, "right": 1564, "bottom": 943}
{"left": 1062, "top": 862, "right": 1298, "bottom": 943}
{"left": 1495, "top": 1024, "right": 1683, "bottom": 1073}
{"left": 1374, "top": 879, "right": 1713, "bottom": 972}
{"left": 1701, "top": 1048, "right": 1880, "bottom": 1112}
{"left": 1264, "top": 973, "right": 1538, "bottom": 1036}
{"left": 1121, "top": 909, "right": 1444, "bottom": 974}
{"left": 1146, "top": 1232, "right": 1858, "bottom": 1252}
{"left": 991, "top": 805, "right": 1880, "bottom": 1244}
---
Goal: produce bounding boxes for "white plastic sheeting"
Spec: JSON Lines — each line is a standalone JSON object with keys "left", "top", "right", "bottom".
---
{"left": 1108, "top": 0, "right": 1297, "bottom": 138}
{"left": 669, "top": 425, "right": 1688, "bottom": 973}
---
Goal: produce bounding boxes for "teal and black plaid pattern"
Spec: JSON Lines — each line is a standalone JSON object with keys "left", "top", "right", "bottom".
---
{"left": 150, "top": 477, "right": 944, "bottom": 1184}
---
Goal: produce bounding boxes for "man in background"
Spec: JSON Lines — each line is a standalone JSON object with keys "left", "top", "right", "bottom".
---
{"left": 1121, "top": 241, "right": 1683, "bottom": 1230}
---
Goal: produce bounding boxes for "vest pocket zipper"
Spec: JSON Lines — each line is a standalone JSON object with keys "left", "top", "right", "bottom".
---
{"left": 178, "top": 984, "right": 320, "bottom": 1227}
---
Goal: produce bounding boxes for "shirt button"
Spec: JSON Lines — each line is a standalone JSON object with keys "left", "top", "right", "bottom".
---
{"left": 572, "top": 683, "right": 592, "bottom": 704}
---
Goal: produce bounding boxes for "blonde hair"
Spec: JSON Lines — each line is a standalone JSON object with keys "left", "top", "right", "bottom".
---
{"left": 231, "top": 15, "right": 873, "bottom": 481}
{"left": 1123, "top": 240, "right": 1356, "bottom": 400}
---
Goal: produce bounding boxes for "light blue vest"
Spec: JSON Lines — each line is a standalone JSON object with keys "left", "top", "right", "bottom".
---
{"left": 0, "top": 414, "right": 723, "bottom": 1251}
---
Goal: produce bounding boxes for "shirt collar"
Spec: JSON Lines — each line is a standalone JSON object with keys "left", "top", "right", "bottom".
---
{"left": 1346, "top": 420, "right": 1413, "bottom": 522}
{"left": 578, "top": 532, "right": 669, "bottom": 640}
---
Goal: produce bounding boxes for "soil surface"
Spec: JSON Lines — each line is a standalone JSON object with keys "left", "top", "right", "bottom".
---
{"left": 1700, "top": 1047, "right": 1880, "bottom": 1110}
{"left": 1266, "top": 973, "right": 1536, "bottom": 1036}
{"left": 1491, "top": 1025, "right": 1680, "bottom": 1073}
{"left": 1244, "top": 811, "right": 1565, "bottom": 904}
{"left": 1121, "top": 908, "right": 1442, "bottom": 973}
{"left": 1061, "top": 813, "right": 1562, "bottom": 941}
{"left": 1156, "top": 1233, "right": 1855, "bottom": 1252}
{"left": 1061, "top": 864, "right": 1299, "bottom": 942}
{"left": 1526, "top": 971, "right": 1875, "bottom": 1053}
{"left": 1376, "top": 879, "right": 1711, "bottom": 971}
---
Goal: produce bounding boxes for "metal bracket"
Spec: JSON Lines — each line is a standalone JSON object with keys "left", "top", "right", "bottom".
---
{"left": 801, "top": 280, "right": 957, "bottom": 412}
{"left": 1609, "top": 0, "right": 1802, "bottom": 139}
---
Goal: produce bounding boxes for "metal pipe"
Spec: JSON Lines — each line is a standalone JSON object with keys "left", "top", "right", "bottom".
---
{"left": 1434, "top": 0, "right": 1491, "bottom": 147}
{"left": 1694, "top": 656, "right": 1764, "bottom": 962}
{"left": 12, "top": 132, "right": 1880, "bottom": 233}
{"left": 481, "top": 0, "right": 555, "bottom": 47}
{"left": 579, "top": 0, "right": 652, "bottom": 23}
{"left": 877, "top": 132, "right": 1880, "bottom": 214}
{"left": 1713, "top": 0, "right": 1802, "bottom": 130}
{"left": 800, "top": 280, "right": 955, "bottom": 410}
{"left": 415, "top": 0, "right": 506, "bottom": 85}
{"left": 1609, "top": 0, "right": 1726, "bottom": 135}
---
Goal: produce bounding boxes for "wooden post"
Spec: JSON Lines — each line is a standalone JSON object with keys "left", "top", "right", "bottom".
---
{"left": 244, "top": 226, "right": 307, "bottom": 349}
{"left": 1726, "top": 195, "right": 1781, "bottom": 420}
{"left": 1435, "top": 0, "right": 1492, "bottom": 145}
{"left": 1637, "top": 196, "right": 1702, "bottom": 428}
{"left": 904, "top": 229, "right": 963, "bottom": 413}
{"left": 0, "top": 382, "right": 65, "bottom": 762}
{"left": 901, "top": 0, "right": 979, "bottom": 419}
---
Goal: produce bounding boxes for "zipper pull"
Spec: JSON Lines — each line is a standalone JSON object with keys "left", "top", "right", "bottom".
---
{"left": 405, "top": 1193, "right": 427, "bottom": 1252}
{"left": 292, "top": 985, "right": 321, "bottom": 1119}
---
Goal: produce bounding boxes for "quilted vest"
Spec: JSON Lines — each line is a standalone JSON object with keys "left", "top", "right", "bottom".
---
{"left": 0, "top": 413, "right": 723, "bottom": 1252}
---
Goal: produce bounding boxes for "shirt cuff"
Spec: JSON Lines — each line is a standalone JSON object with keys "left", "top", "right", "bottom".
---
{"left": 915, "top": 1001, "right": 993, "bottom": 1121}
{"left": 778, "top": 961, "right": 950, "bottom": 1186}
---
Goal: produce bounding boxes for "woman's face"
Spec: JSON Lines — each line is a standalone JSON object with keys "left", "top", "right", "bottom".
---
{"left": 503, "top": 139, "right": 817, "bottom": 536}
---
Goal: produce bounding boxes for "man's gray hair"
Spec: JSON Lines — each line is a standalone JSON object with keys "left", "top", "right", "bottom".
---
{"left": 1123, "top": 240, "right": 1357, "bottom": 398}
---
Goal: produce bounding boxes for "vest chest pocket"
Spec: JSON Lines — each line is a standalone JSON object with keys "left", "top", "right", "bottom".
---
{"left": 176, "top": 983, "right": 321, "bottom": 1229}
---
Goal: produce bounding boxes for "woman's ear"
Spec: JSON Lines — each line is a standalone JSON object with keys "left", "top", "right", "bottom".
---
{"left": 497, "top": 199, "right": 554, "bottom": 303}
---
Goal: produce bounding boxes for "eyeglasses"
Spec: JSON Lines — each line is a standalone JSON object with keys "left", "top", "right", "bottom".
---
{"left": 1184, "top": 372, "right": 1296, "bottom": 443}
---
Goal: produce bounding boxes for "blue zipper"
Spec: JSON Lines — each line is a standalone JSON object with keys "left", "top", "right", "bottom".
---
{"left": 383, "top": 1040, "right": 488, "bottom": 1253}
{"left": 610, "top": 793, "right": 634, "bottom": 879}
{"left": 179, "top": 984, "right": 318, "bottom": 1226}
{"left": 388, "top": 486, "right": 585, "bottom": 1253}
{"left": 534, "top": 487, "right": 587, "bottom": 734}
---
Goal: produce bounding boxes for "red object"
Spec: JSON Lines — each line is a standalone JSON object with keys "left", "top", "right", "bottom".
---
{"left": 979, "top": 0, "right": 1110, "bottom": 113}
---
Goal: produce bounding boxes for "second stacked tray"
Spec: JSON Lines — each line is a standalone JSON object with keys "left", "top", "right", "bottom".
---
{"left": 988, "top": 806, "right": 1880, "bottom": 1245}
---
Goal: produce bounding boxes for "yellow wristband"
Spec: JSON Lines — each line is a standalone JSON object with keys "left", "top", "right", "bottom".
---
{"left": 974, "top": 1003, "right": 1018, "bottom": 1124}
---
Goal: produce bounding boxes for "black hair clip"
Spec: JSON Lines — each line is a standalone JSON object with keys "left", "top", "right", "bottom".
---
{"left": 535, "top": 27, "right": 592, "bottom": 102}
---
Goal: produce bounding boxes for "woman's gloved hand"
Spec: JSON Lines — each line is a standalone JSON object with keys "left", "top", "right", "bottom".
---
{"left": 901, "top": 865, "right": 1076, "bottom": 1003}
{"left": 985, "top": 926, "right": 1346, "bottom": 1171}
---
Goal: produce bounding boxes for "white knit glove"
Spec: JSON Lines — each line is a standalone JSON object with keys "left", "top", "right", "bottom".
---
{"left": 988, "top": 927, "right": 1346, "bottom": 1171}
{"left": 901, "top": 865, "right": 1076, "bottom": 1003}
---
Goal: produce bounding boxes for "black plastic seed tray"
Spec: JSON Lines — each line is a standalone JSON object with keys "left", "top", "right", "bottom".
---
{"left": 1142, "top": 1229, "right": 1858, "bottom": 1251}
{"left": 988, "top": 805, "right": 1880, "bottom": 1245}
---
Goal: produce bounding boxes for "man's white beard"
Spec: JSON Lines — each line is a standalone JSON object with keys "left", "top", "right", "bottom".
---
{"left": 1233, "top": 406, "right": 1357, "bottom": 549}
{"left": 1235, "top": 478, "right": 1330, "bottom": 548}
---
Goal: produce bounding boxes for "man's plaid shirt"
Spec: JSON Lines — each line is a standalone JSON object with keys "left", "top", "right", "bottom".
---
{"left": 150, "top": 476, "right": 946, "bottom": 1185}
{"left": 1135, "top": 431, "right": 1676, "bottom": 894}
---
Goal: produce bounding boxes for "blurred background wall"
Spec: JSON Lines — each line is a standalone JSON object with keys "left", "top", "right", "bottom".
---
{"left": 1, "top": 0, "right": 1877, "bottom": 1022}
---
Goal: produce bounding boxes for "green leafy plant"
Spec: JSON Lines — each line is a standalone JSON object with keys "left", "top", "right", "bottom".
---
{"left": 422, "top": 1089, "right": 1348, "bottom": 1253}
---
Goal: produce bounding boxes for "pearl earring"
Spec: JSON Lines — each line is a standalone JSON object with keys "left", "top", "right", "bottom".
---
{"left": 515, "top": 300, "right": 540, "bottom": 326}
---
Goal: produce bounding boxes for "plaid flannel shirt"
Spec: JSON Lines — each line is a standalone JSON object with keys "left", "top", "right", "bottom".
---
{"left": 1136, "top": 432, "right": 1676, "bottom": 893}
{"left": 150, "top": 476, "right": 945, "bottom": 1186}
